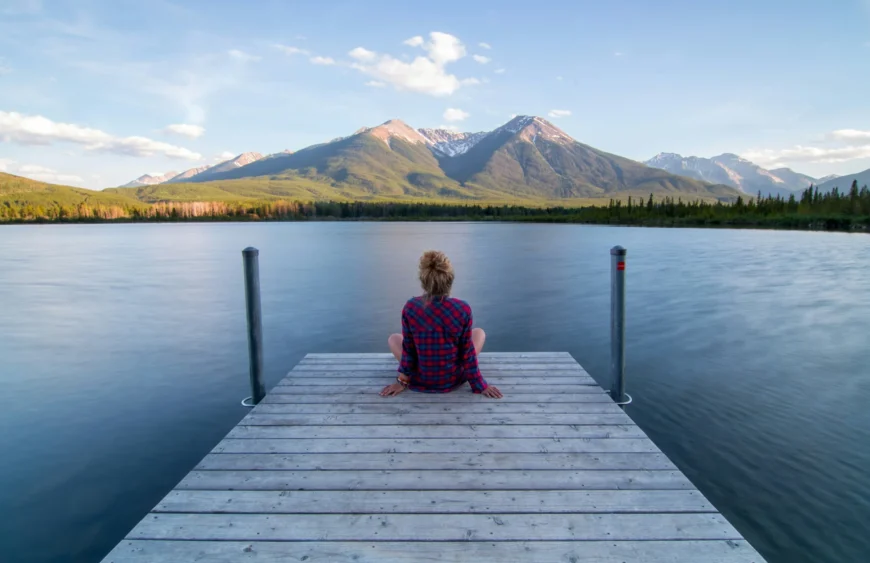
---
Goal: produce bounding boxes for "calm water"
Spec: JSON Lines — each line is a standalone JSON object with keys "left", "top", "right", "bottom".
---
{"left": 0, "top": 223, "right": 868, "bottom": 562}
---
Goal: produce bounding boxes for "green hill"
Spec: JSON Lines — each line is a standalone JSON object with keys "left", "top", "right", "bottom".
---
{"left": 1, "top": 172, "right": 141, "bottom": 208}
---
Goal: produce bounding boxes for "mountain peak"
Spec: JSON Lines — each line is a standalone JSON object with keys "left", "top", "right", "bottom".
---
{"left": 360, "top": 119, "right": 429, "bottom": 146}
{"left": 497, "top": 115, "right": 572, "bottom": 144}
{"left": 121, "top": 171, "right": 179, "bottom": 187}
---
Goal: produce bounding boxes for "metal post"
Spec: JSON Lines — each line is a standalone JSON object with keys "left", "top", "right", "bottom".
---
{"left": 242, "top": 247, "right": 265, "bottom": 406}
{"left": 610, "top": 246, "right": 629, "bottom": 405}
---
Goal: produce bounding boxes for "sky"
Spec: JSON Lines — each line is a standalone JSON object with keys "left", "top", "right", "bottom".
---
{"left": 1, "top": 0, "right": 869, "bottom": 188}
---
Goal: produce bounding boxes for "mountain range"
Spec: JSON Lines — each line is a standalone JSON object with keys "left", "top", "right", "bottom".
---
{"left": 816, "top": 169, "right": 870, "bottom": 193}
{"left": 116, "top": 116, "right": 739, "bottom": 202}
{"left": 644, "top": 153, "right": 820, "bottom": 197}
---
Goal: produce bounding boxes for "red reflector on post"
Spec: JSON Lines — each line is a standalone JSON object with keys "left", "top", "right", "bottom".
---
{"left": 617, "top": 262, "right": 625, "bottom": 271}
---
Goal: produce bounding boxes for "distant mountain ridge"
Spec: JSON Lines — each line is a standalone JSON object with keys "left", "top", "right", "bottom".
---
{"left": 121, "top": 171, "right": 179, "bottom": 187}
{"left": 119, "top": 116, "right": 740, "bottom": 202}
{"left": 644, "top": 152, "right": 816, "bottom": 197}
{"left": 817, "top": 168, "right": 870, "bottom": 193}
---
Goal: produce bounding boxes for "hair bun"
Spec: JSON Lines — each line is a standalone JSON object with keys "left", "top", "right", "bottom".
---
{"left": 420, "top": 250, "right": 451, "bottom": 273}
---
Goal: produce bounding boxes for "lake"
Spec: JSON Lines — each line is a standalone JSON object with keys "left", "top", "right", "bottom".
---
{"left": 0, "top": 222, "right": 868, "bottom": 562}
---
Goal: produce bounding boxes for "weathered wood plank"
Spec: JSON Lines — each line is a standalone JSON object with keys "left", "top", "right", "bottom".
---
{"left": 104, "top": 539, "right": 763, "bottom": 563}
{"left": 226, "top": 424, "right": 648, "bottom": 439}
{"left": 128, "top": 512, "right": 743, "bottom": 541}
{"left": 299, "top": 357, "right": 581, "bottom": 364}
{"left": 291, "top": 363, "right": 586, "bottom": 371}
{"left": 153, "top": 489, "right": 716, "bottom": 514}
{"left": 253, "top": 402, "right": 624, "bottom": 415}
{"left": 304, "top": 352, "right": 574, "bottom": 359}
{"left": 268, "top": 384, "right": 604, "bottom": 395}
{"left": 195, "top": 452, "right": 676, "bottom": 471}
{"left": 177, "top": 469, "right": 694, "bottom": 491}
{"left": 238, "top": 413, "right": 633, "bottom": 426}
{"left": 276, "top": 375, "right": 598, "bottom": 386}
{"left": 210, "top": 437, "right": 662, "bottom": 454}
{"left": 261, "top": 392, "right": 613, "bottom": 404}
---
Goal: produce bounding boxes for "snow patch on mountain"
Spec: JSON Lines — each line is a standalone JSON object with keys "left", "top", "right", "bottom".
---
{"left": 418, "top": 128, "right": 488, "bottom": 157}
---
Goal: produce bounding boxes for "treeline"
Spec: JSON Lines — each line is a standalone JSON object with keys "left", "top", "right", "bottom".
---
{"left": 2, "top": 181, "right": 869, "bottom": 232}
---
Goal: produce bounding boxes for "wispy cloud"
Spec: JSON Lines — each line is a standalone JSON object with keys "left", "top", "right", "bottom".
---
{"left": 274, "top": 44, "right": 310, "bottom": 56}
{"left": 228, "top": 49, "right": 261, "bottom": 63}
{"left": 742, "top": 145, "right": 870, "bottom": 166}
{"left": 310, "top": 56, "right": 336, "bottom": 65}
{"left": 17, "top": 164, "right": 83, "bottom": 184}
{"left": 494, "top": 68, "right": 506, "bottom": 74}
{"left": 403, "top": 36, "right": 424, "bottom": 47}
{"left": 829, "top": 129, "right": 870, "bottom": 141}
{"left": 472, "top": 55, "right": 490, "bottom": 64}
{"left": 443, "top": 108, "right": 470, "bottom": 122}
{"left": 479, "top": 42, "right": 491, "bottom": 50}
{"left": 548, "top": 109, "right": 572, "bottom": 118}
{"left": 347, "top": 32, "right": 477, "bottom": 96}
{"left": 0, "top": 110, "right": 202, "bottom": 160}
{"left": 743, "top": 128, "right": 870, "bottom": 166}
{"left": 2, "top": 160, "right": 84, "bottom": 185}
{"left": 164, "top": 123, "right": 205, "bottom": 138}
{"left": 365, "top": 80, "right": 386, "bottom": 87}
{"left": 215, "top": 151, "right": 235, "bottom": 161}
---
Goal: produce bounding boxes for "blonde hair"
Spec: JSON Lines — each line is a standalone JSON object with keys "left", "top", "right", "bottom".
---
{"left": 419, "top": 250, "right": 454, "bottom": 298}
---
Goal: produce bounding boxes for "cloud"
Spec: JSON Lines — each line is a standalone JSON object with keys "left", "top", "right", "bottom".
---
{"left": 479, "top": 42, "right": 491, "bottom": 50}
{"left": 403, "top": 36, "right": 424, "bottom": 47}
{"left": 228, "top": 49, "right": 261, "bottom": 63}
{"left": 438, "top": 124, "right": 461, "bottom": 132}
{"left": 15, "top": 164, "right": 84, "bottom": 185}
{"left": 164, "top": 123, "right": 205, "bottom": 138}
{"left": 347, "top": 32, "right": 477, "bottom": 96}
{"left": 443, "top": 108, "right": 470, "bottom": 122}
{"left": 472, "top": 55, "right": 490, "bottom": 64}
{"left": 274, "top": 44, "right": 310, "bottom": 56}
{"left": 741, "top": 145, "right": 870, "bottom": 166}
{"left": 0, "top": 157, "right": 13, "bottom": 171}
{"left": 742, "top": 127, "right": 870, "bottom": 166}
{"left": 215, "top": 151, "right": 235, "bottom": 161}
{"left": 494, "top": 68, "right": 506, "bottom": 74}
{"left": 829, "top": 129, "right": 870, "bottom": 141}
{"left": 349, "top": 47, "right": 377, "bottom": 62}
{"left": 310, "top": 56, "right": 336, "bottom": 65}
{"left": 73, "top": 52, "right": 251, "bottom": 126}
{"left": 365, "top": 80, "right": 386, "bottom": 87}
{"left": 509, "top": 113, "right": 517, "bottom": 119}
{"left": 548, "top": 109, "right": 572, "bottom": 118}
{"left": 0, "top": 111, "right": 202, "bottom": 160}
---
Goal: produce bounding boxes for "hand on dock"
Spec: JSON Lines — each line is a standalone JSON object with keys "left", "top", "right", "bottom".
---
{"left": 379, "top": 382, "right": 407, "bottom": 397}
{"left": 482, "top": 385, "right": 503, "bottom": 399}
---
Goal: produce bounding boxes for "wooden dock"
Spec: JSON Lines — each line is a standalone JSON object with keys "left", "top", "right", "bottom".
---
{"left": 102, "top": 352, "right": 764, "bottom": 562}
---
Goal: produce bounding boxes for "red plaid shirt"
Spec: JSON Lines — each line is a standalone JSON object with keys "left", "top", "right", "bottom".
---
{"left": 397, "top": 296, "right": 488, "bottom": 393}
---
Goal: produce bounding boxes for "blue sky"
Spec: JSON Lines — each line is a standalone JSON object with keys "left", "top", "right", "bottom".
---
{"left": 1, "top": 0, "right": 869, "bottom": 188}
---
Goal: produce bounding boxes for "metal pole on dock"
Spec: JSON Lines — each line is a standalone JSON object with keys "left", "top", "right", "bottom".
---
{"left": 610, "top": 246, "right": 629, "bottom": 405}
{"left": 242, "top": 247, "right": 265, "bottom": 406}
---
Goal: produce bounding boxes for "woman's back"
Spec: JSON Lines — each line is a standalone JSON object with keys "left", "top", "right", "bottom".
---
{"left": 382, "top": 250, "right": 502, "bottom": 399}
{"left": 398, "top": 295, "right": 484, "bottom": 392}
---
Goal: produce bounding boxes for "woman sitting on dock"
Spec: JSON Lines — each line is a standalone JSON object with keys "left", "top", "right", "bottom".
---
{"left": 381, "top": 250, "right": 503, "bottom": 399}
